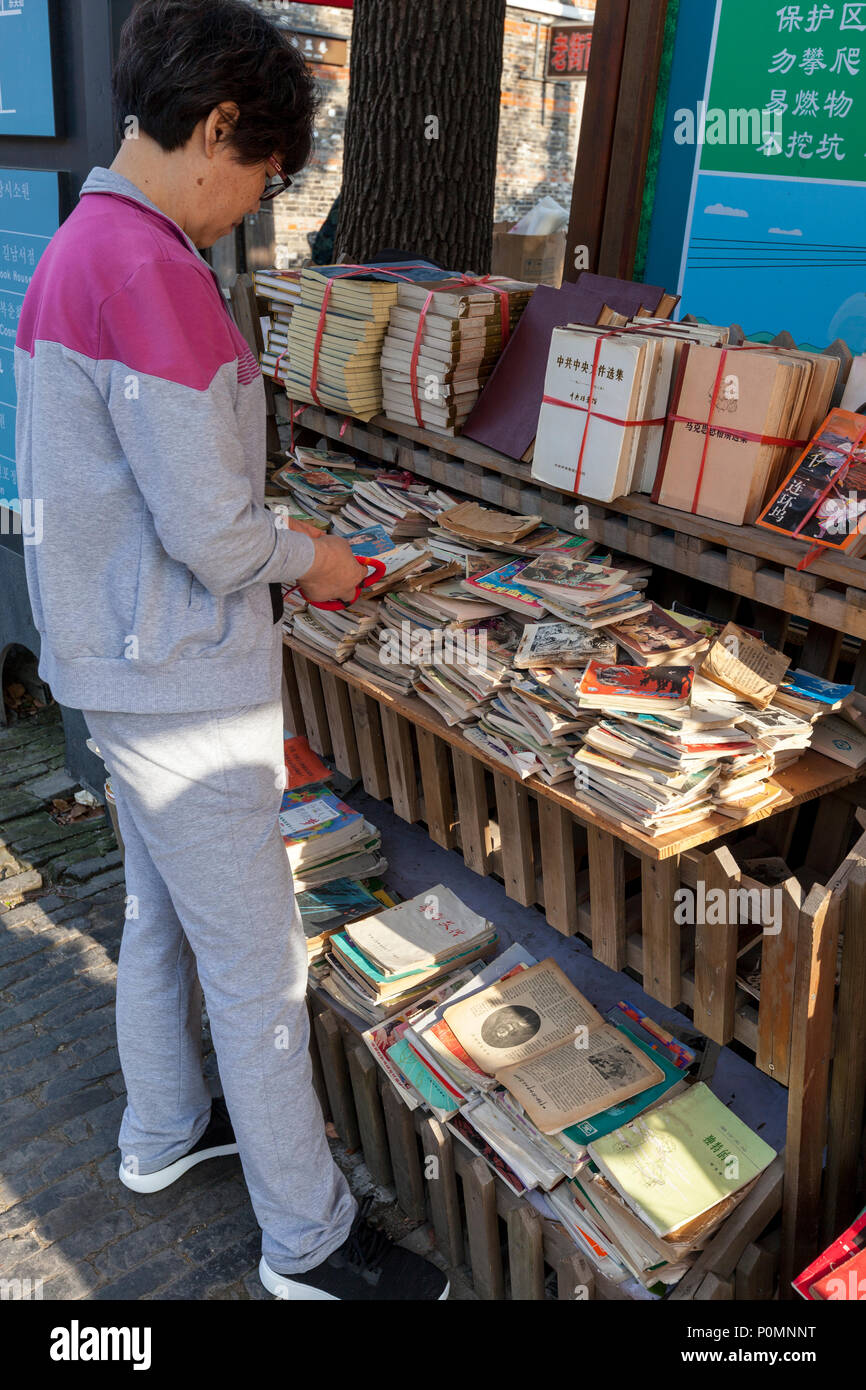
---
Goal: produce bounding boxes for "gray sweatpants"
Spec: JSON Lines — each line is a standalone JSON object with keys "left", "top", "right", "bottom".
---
{"left": 83, "top": 699, "right": 356, "bottom": 1274}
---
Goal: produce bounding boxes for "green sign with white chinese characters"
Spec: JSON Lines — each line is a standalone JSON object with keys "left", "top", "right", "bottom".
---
{"left": 703, "top": 0, "right": 866, "bottom": 180}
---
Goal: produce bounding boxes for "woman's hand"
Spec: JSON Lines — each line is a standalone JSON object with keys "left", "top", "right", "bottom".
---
{"left": 297, "top": 534, "right": 367, "bottom": 604}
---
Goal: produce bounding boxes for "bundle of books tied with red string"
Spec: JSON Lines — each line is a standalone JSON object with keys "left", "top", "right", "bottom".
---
{"left": 279, "top": 260, "right": 455, "bottom": 420}
{"left": 652, "top": 341, "right": 839, "bottom": 526}
{"left": 380, "top": 275, "right": 534, "bottom": 436}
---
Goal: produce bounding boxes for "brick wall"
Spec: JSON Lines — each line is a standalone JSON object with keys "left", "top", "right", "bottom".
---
{"left": 257, "top": 2, "right": 591, "bottom": 267}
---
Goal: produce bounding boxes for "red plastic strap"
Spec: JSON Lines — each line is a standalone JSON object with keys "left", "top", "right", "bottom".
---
{"left": 689, "top": 348, "right": 728, "bottom": 514}
{"left": 797, "top": 545, "right": 824, "bottom": 572}
{"left": 542, "top": 394, "right": 666, "bottom": 429}
{"left": 573, "top": 332, "right": 619, "bottom": 492}
{"left": 668, "top": 415, "right": 807, "bottom": 452}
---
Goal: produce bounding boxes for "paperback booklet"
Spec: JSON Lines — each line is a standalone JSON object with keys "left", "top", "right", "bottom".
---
{"left": 462, "top": 557, "right": 549, "bottom": 618}
{"left": 587, "top": 1082, "right": 776, "bottom": 1240}
{"left": 757, "top": 408, "right": 866, "bottom": 556}
{"left": 699, "top": 623, "right": 790, "bottom": 711}
{"left": 442, "top": 959, "right": 665, "bottom": 1134}
{"left": 344, "top": 883, "right": 493, "bottom": 974}
{"left": 577, "top": 661, "right": 694, "bottom": 713}
{"left": 513, "top": 623, "right": 617, "bottom": 670}
{"left": 809, "top": 714, "right": 866, "bottom": 768}
{"left": 608, "top": 602, "right": 707, "bottom": 667}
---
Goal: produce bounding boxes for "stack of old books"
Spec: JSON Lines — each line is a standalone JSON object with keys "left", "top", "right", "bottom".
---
{"left": 380, "top": 276, "right": 534, "bottom": 435}
{"left": 362, "top": 944, "right": 775, "bottom": 1292}
{"left": 297, "top": 877, "right": 396, "bottom": 965}
{"left": 279, "top": 786, "right": 386, "bottom": 891}
{"left": 515, "top": 549, "right": 652, "bottom": 629}
{"left": 334, "top": 474, "right": 457, "bottom": 538}
{"left": 570, "top": 662, "right": 733, "bottom": 836}
{"left": 320, "top": 884, "right": 497, "bottom": 1025}
{"left": 253, "top": 268, "right": 302, "bottom": 384}
{"left": 654, "top": 343, "right": 839, "bottom": 525}
{"left": 269, "top": 456, "right": 355, "bottom": 527}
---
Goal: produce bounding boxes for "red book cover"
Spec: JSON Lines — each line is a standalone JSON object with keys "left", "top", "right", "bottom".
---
{"left": 578, "top": 661, "right": 694, "bottom": 703}
{"left": 793, "top": 1206, "right": 866, "bottom": 1299}
{"left": 283, "top": 736, "right": 331, "bottom": 791}
{"left": 810, "top": 1245, "right": 866, "bottom": 1301}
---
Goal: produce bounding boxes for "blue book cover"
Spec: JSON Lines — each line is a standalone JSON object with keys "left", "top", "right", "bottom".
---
{"left": 345, "top": 525, "right": 394, "bottom": 556}
{"left": 466, "top": 558, "right": 546, "bottom": 612}
{"left": 562, "top": 1022, "right": 684, "bottom": 1146}
{"left": 278, "top": 790, "right": 362, "bottom": 846}
{"left": 779, "top": 669, "right": 854, "bottom": 704}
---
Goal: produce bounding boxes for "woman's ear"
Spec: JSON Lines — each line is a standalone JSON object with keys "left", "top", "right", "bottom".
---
{"left": 203, "top": 102, "right": 240, "bottom": 158}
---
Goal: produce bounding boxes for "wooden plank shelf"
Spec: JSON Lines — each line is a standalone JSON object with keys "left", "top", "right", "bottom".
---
{"left": 290, "top": 403, "right": 866, "bottom": 640}
{"left": 284, "top": 635, "right": 862, "bottom": 864}
{"left": 284, "top": 634, "right": 864, "bottom": 1068}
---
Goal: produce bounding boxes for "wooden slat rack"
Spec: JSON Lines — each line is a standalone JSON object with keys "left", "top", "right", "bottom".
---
{"left": 291, "top": 402, "right": 866, "bottom": 646}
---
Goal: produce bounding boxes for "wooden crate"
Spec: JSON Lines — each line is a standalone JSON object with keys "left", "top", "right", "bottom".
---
{"left": 289, "top": 641, "right": 866, "bottom": 1289}
{"left": 285, "top": 640, "right": 862, "bottom": 1059}
{"left": 306, "top": 989, "right": 784, "bottom": 1301}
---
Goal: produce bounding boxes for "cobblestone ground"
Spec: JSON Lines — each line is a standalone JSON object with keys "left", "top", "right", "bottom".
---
{"left": 0, "top": 709, "right": 462, "bottom": 1301}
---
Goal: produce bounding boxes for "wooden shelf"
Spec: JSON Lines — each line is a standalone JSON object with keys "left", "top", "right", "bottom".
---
{"left": 283, "top": 633, "right": 861, "bottom": 863}
{"left": 289, "top": 402, "right": 866, "bottom": 640}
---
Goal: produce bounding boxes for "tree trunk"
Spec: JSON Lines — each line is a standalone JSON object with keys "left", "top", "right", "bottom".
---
{"left": 336, "top": 0, "right": 506, "bottom": 273}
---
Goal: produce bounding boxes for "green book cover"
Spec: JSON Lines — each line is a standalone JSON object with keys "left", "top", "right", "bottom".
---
{"left": 587, "top": 1081, "right": 776, "bottom": 1238}
{"left": 562, "top": 1022, "right": 683, "bottom": 1146}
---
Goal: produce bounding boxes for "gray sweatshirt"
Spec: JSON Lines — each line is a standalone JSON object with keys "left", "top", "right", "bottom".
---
{"left": 14, "top": 166, "right": 315, "bottom": 713}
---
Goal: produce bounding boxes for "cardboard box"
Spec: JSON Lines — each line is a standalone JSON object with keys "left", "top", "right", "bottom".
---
{"left": 491, "top": 221, "right": 566, "bottom": 288}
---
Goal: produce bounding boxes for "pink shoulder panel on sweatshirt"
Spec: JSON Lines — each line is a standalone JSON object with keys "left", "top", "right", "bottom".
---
{"left": 16, "top": 192, "right": 259, "bottom": 391}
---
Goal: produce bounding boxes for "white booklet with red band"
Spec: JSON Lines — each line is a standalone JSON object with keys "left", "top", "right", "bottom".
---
{"left": 530, "top": 327, "right": 650, "bottom": 502}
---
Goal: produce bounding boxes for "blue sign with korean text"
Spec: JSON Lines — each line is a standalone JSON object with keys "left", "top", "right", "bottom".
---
{"left": 0, "top": 0, "right": 56, "bottom": 138}
{"left": 0, "top": 169, "right": 60, "bottom": 508}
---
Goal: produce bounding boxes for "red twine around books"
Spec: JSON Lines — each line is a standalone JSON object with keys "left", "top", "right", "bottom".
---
{"left": 542, "top": 395, "right": 667, "bottom": 430}
{"left": 405, "top": 274, "right": 512, "bottom": 427}
{"left": 307, "top": 262, "right": 457, "bottom": 412}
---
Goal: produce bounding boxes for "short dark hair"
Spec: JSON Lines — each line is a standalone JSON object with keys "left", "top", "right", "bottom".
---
{"left": 113, "top": 0, "right": 319, "bottom": 171}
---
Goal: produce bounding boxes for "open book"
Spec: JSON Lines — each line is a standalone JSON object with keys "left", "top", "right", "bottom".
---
{"left": 442, "top": 960, "right": 665, "bottom": 1134}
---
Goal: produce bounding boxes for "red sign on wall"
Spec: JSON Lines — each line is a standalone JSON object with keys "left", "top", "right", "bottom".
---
{"left": 546, "top": 24, "right": 592, "bottom": 79}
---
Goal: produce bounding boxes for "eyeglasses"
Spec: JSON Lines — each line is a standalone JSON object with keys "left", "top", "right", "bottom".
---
{"left": 261, "top": 156, "right": 293, "bottom": 201}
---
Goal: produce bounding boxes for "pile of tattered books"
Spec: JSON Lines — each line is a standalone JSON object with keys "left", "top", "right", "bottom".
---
{"left": 278, "top": 456, "right": 858, "bottom": 829}
{"left": 318, "top": 884, "right": 497, "bottom": 1025}
{"left": 358, "top": 926, "right": 776, "bottom": 1296}
{"left": 279, "top": 786, "right": 386, "bottom": 892}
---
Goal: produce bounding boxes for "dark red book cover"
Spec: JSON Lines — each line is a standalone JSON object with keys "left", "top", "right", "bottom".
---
{"left": 462, "top": 276, "right": 665, "bottom": 461}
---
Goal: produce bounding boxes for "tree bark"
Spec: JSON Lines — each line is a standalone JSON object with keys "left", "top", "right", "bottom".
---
{"left": 336, "top": 0, "right": 506, "bottom": 273}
